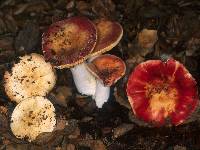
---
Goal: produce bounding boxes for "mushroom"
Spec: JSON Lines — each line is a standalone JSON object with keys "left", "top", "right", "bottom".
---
{"left": 42, "top": 17, "right": 123, "bottom": 97}
{"left": 10, "top": 96, "right": 56, "bottom": 142}
{"left": 87, "top": 54, "right": 126, "bottom": 108}
{"left": 89, "top": 18, "right": 123, "bottom": 58}
{"left": 42, "top": 16, "right": 97, "bottom": 96}
{"left": 4, "top": 53, "right": 56, "bottom": 103}
{"left": 126, "top": 59, "right": 198, "bottom": 126}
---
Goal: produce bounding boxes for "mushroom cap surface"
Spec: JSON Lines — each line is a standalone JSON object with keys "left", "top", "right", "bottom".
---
{"left": 10, "top": 96, "right": 56, "bottom": 142}
{"left": 87, "top": 54, "right": 126, "bottom": 86}
{"left": 42, "top": 16, "right": 97, "bottom": 69}
{"left": 89, "top": 19, "right": 123, "bottom": 57}
{"left": 4, "top": 53, "right": 56, "bottom": 103}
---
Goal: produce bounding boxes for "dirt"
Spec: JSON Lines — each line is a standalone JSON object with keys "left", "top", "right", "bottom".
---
{"left": 0, "top": 0, "right": 200, "bottom": 150}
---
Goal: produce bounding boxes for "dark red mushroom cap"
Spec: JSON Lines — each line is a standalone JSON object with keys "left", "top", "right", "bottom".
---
{"left": 89, "top": 19, "right": 123, "bottom": 57}
{"left": 126, "top": 59, "right": 198, "bottom": 126}
{"left": 87, "top": 54, "right": 126, "bottom": 86}
{"left": 42, "top": 16, "right": 97, "bottom": 69}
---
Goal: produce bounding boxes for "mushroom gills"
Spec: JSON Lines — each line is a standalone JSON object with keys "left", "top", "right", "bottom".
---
{"left": 126, "top": 59, "right": 198, "bottom": 126}
{"left": 70, "top": 63, "right": 96, "bottom": 96}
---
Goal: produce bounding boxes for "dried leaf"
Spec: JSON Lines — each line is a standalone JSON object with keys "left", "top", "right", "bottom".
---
{"left": 14, "top": 21, "right": 40, "bottom": 52}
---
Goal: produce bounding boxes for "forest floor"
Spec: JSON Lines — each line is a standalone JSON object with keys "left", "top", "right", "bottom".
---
{"left": 0, "top": 0, "right": 200, "bottom": 150}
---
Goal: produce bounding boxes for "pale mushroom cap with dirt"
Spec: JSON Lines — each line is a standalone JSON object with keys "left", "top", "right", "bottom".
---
{"left": 4, "top": 53, "right": 56, "bottom": 103}
{"left": 10, "top": 96, "right": 56, "bottom": 142}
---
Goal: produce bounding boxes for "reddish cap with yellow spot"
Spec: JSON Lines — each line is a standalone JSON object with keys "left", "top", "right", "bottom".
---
{"left": 42, "top": 16, "right": 97, "bottom": 69}
{"left": 87, "top": 54, "right": 126, "bottom": 86}
{"left": 126, "top": 59, "right": 198, "bottom": 126}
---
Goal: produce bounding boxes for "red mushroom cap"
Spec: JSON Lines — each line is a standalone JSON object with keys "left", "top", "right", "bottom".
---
{"left": 42, "top": 16, "right": 97, "bottom": 69}
{"left": 126, "top": 59, "right": 199, "bottom": 126}
{"left": 87, "top": 54, "right": 126, "bottom": 86}
{"left": 89, "top": 19, "right": 123, "bottom": 57}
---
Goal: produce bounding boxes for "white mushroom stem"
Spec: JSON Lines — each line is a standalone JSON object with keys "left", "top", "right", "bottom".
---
{"left": 70, "top": 63, "right": 96, "bottom": 96}
{"left": 88, "top": 54, "right": 110, "bottom": 108}
{"left": 94, "top": 80, "right": 110, "bottom": 108}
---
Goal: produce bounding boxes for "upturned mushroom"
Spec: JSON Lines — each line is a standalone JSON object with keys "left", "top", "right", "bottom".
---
{"left": 87, "top": 54, "right": 126, "bottom": 108}
{"left": 10, "top": 96, "right": 56, "bottom": 142}
{"left": 4, "top": 53, "right": 56, "bottom": 103}
{"left": 42, "top": 16, "right": 97, "bottom": 96}
{"left": 126, "top": 59, "right": 198, "bottom": 126}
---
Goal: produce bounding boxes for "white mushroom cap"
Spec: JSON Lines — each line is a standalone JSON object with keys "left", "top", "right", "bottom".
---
{"left": 4, "top": 53, "right": 56, "bottom": 103}
{"left": 10, "top": 96, "right": 56, "bottom": 142}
